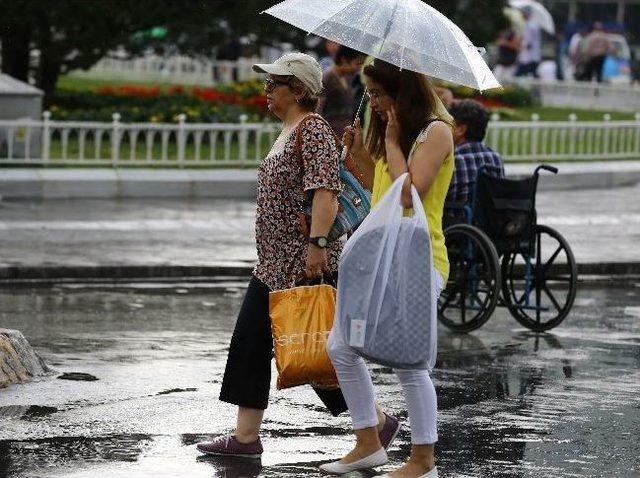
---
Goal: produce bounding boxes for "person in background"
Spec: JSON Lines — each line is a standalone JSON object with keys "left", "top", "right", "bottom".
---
{"left": 579, "top": 22, "right": 613, "bottom": 83}
{"left": 319, "top": 39, "right": 341, "bottom": 73}
{"left": 493, "top": 27, "right": 521, "bottom": 82}
{"left": 555, "top": 27, "right": 566, "bottom": 81}
{"left": 568, "top": 26, "right": 589, "bottom": 80}
{"left": 631, "top": 50, "right": 640, "bottom": 85}
{"left": 215, "top": 37, "right": 243, "bottom": 82}
{"left": 318, "top": 45, "right": 367, "bottom": 137}
{"left": 447, "top": 100, "right": 505, "bottom": 205}
{"left": 515, "top": 6, "right": 542, "bottom": 78}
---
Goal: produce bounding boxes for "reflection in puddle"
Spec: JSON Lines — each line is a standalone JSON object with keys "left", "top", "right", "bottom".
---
{"left": 196, "top": 455, "right": 263, "bottom": 478}
{"left": 0, "top": 405, "right": 58, "bottom": 420}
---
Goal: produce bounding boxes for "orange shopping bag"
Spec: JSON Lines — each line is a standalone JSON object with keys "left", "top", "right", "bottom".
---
{"left": 269, "top": 284, "right": 339, "bottom": 390}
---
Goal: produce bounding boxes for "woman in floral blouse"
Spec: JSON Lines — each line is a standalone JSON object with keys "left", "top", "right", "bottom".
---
{"left": 196, "top": 53, "right": 347, "bottom": 458}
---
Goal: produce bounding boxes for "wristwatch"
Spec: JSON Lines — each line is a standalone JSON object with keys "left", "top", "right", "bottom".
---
{"left": 309, "top": 236, "right": 329, "bottom": 248}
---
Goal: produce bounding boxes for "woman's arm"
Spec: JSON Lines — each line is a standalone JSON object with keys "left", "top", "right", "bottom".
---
{"left": 305, "top": 187, "right": 338, "bottom": 279}
{"left": 310, "top": 188, "right": 339, "bottom": 238}
{"left": 300, "top": 117, "right": 342, "bottom": 279}
{"left": 385, "top": 108, "right": 453, "bottom": 208}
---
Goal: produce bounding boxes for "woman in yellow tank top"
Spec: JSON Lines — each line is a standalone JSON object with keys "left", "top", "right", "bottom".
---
{"left": 322, "top": 60, "right": 454, "bottom": 478}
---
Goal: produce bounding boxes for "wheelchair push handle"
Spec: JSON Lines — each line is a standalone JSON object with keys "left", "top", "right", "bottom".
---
{"left": 535, "top": 164, "right": 559, "bottom": 176}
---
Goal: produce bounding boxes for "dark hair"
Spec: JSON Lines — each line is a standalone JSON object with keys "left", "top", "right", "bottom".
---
{"left": 335, "top": 46, "right": 366, "bottom": 65}
{"left": 363, "top": 60, "right": 439, "bottom": 159}
{"left": 449, "top": 100, "right": 489, "bottom": 142}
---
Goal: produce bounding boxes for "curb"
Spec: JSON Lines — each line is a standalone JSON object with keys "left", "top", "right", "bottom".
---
{"left": 0, "top": 264, "right": 255, "bottom": 281}
{"left": 0, "top": 262, "right": 638, "bottom": 283}
{"left": 1, "top": 163, "right": 639, "bottom": 199}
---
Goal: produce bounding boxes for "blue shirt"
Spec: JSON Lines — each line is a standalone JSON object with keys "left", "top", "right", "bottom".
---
{"left": 447, "top": 141, "right": 505, "bottom": 204}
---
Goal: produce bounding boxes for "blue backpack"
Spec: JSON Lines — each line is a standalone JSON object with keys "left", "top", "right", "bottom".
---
{"left": 296, "top": 115, "right": 371, "bottom": 242}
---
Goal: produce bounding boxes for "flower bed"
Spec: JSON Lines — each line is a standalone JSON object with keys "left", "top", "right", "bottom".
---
{"left": 49, "top": 78, "right": 535, "bottom": 123}
{"left": 445, "top": 83, "right": 536, "bottom": 108}
{"left": 49, "top": 80, "right": 269, "bottom": 123}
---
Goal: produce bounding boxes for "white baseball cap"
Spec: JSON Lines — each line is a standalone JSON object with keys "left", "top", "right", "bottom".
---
{"left": 253, "top": 52, "right": 323, "bottom": 96}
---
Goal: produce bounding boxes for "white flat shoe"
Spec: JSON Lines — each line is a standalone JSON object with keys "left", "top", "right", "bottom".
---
{"left": 378, "top": 465, "right": 438, "bottom": 478}
{"left": 319, "top": 448, "right": 388, "bottom": 475}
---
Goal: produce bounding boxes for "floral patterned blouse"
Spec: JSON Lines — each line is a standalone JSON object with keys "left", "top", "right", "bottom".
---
{"left": 253, "top": 114, "right": 343, "bottom": 291}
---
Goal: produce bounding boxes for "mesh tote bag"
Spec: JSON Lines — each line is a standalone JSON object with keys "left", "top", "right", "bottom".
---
{"left": 336, "top": 173, "right": 437, "bottom": 370}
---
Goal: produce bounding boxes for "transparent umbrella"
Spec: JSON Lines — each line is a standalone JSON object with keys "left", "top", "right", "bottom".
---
{"left": 509, "top": 0, "right": 555, "bottom": 34}
{"left": 263, "top": 0, "right": 501, "bottom": 92}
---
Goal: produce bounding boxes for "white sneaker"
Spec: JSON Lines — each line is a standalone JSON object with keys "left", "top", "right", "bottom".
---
{"left": 319, "top": 448, "right": 388, "bottom": 475}
{"left": 378, "top": 465, "right": 438, "bottom": 478}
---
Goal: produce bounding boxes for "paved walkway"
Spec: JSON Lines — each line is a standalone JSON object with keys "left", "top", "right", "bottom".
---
{"left": 0, "top": 183, "right": 638, "bottom": 279}
{"left": 3, "top": 283, "right": 639, "bottom": 477}
{"left": 1, "top": 161, "right": 640, "bottom": 199}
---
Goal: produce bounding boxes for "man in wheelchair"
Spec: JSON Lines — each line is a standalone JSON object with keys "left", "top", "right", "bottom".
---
{"left": 447, "top": 100, "right": 505, "bottom": 205}
{"left": 438, "top": 101, "right": 577, "bottom": 333}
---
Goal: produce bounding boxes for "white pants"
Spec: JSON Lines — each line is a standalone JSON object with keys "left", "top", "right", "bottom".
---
{"left": 327, "top": 271, "right": 444, "bottom": 445}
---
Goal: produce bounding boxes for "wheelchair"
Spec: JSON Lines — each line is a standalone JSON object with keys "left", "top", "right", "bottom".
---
{"left": 438, "top": 165, "right": 578, "bottom": 333}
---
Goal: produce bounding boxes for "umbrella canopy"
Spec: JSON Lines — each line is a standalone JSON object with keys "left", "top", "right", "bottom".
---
{"left": 263, "top": 0, "right": 501, "bottom": 91}
{"left": 508, "top": 0, "right": 555, "bottom": 34}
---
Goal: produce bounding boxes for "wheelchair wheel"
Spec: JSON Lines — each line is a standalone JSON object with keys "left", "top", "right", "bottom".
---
{"left": 501, "top": 224, "right": 577, "bottom": 331}
{"left": 438, "top": 224, "right": 501, "bottom": 333}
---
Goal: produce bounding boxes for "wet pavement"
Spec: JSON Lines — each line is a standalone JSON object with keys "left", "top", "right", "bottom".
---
{"left": 1, "top": 280, "right": 639, "bottom": 477}
{"left": 0, "top": 183, "right": 639, "bottom": 276}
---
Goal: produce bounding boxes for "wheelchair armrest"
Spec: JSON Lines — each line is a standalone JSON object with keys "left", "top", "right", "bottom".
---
{"left": 535, "top": 164, "right": 558, "bottom": 175}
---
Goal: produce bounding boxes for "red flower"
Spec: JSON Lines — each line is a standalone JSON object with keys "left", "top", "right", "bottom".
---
{"left": 168, "top": 85, "right": 185, "bottom": 95}
{"left": 96, "top": 86, "right": 116, "bottom": 95}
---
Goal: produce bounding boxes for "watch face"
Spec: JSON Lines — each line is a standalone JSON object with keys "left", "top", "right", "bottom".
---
{"left": 318, "top": 237, "right": 328, "bottom": 248}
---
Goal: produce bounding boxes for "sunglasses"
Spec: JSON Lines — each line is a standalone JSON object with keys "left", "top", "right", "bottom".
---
{"left": 264, "top": 77, "right": 292, "bottom": 93}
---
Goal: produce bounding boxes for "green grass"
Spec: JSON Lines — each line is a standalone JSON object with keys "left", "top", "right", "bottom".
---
{"left": 57, "top": 75, "right": 180, "bottom": 92}
{"left": 505, "top": 106, "right": 637, "bottom": 122}
{"left": 47, "top": 131, "right": 275, "bottom": 166}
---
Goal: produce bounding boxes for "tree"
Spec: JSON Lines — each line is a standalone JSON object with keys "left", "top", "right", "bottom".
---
{"left": 0, "top": 1, "right": 237, "bottom": 97}
{"left": 0, "top": 0, "right": 507, "bottom": 98}
{"left": 428, "top": 0, "right": 509, "bottom": 46}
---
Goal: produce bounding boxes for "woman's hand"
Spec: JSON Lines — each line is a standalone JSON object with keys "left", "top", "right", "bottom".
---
{"left": 385, "top": 106, "right": 401, "bottom": 150}
{"left": 305, "top": 244, "right": 329, "bottom": 280}
{"left": 342, "top": 118, "right": 364, "bottom": 158}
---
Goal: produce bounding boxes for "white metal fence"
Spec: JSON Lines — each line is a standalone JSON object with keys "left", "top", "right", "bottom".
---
{"left": 487, "top": 113, "right": 640, "bottom": 162}
{"left": 1, "top": 112, "right": 639, "bottom": 166}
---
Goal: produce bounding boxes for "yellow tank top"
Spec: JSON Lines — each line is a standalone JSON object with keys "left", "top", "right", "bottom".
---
{"left": 371, "top": 122, "right": 454, "bottom": 282}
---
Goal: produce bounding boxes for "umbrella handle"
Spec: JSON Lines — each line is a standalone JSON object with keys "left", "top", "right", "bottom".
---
{"left": 353, "top": 86, "right": 367, "bottom": 127}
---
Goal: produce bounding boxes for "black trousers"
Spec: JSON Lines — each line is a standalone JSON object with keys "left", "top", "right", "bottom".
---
{"left": 580, "top": 55, "right": 606, "bottom": 83}
{"left": 515, "top": 61, "right": 540, "bottom": 78}
{"left": 219, "top": 276, "right": 348, "bottom": 416}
